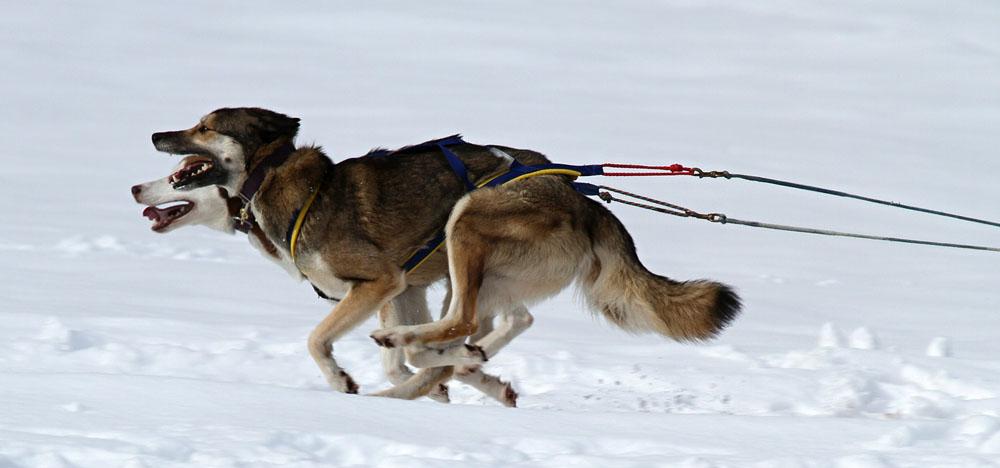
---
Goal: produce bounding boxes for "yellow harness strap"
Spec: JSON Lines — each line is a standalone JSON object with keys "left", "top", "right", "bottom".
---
{"left": 288, "top": 183, "right": 324, "bottom": 262}
{"left": 401, "top": 168, "right": 583, "bottom": 273}
{"left": 476, "top": 168, "right": 582, "bottom": 188}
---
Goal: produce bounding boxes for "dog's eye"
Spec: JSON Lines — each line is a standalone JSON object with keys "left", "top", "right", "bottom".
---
{"left": 199, "top": 126, "right": 210, "bottom": 133}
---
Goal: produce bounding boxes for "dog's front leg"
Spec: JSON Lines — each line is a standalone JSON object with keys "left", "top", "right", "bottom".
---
{"left": 309, "top": 273, "right": 405, "bottom": 393}
{"left": 378, "top": 288, "right": 450, "bottom": 403}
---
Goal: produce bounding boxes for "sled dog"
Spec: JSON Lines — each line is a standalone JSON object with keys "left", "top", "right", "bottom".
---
{"left": 131, "top": 158, "right": 518, "bottom": 405}
{"left": 150, "top": 107, "right": 742, "bottom": 398}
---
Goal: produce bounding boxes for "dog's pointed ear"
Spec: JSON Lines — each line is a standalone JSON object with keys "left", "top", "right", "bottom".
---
{"left": 245, "top": 108, "right": 300, "bottom": 143}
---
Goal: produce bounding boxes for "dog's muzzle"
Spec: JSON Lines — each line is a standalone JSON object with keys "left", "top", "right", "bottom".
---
{"left": 151, "top": 130, "right": 197, "bottom": 154}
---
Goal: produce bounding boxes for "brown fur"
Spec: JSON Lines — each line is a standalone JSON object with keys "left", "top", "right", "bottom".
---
{"left": 372, "top": 174, "right": 740, "bottom": 350}
{"left": 152, "top": 108, "right": 742, "bottom": 397}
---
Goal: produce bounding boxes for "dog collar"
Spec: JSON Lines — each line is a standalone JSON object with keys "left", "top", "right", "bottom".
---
{"left": 233, "top": 141, "right": 297, "bottom": 232}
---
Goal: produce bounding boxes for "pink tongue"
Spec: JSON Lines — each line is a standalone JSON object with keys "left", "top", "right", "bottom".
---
{"left": 142, "top": 206, "right": 165, "bottom": 221}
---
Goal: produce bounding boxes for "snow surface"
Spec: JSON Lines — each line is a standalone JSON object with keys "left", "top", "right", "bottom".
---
{"left": 2, "top": 1, "right": 999, "bottom": 467}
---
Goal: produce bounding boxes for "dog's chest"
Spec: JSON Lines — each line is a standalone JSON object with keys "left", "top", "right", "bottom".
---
{"left": 246, "top": 230, "right": 301, "bottom": 279}
{"left": 296, "top": 253, "right": 353, "bottom": 299}
{"left": 248, "top": 201, "right": 352, "bottom": 298}
{"left": 311, "top": 279, "right": 351, "bottom": 301}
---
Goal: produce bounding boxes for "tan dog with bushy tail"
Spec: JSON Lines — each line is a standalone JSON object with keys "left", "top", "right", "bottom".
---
{"left": 149, "top": 107, "right": 742, "bottom": 402}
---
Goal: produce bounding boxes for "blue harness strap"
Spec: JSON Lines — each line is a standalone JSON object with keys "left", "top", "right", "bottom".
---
{"left": 400, "top": 141, "right": 604, "bottom": 273}
{"left": 402, "top": 232, "right": 448, "bottom": 272}
{"left": 571, "top": 181, "right": 602, "bottom": 196}
{"left": 369, "top": 135, "right": 476, "bottom": 189}
{"left": 438, "top": 142, "right": 477, "bottom": 191}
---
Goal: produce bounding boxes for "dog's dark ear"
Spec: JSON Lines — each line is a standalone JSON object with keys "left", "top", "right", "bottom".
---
{"left": 245, "top": 108, "right": 300, "bottom": 143}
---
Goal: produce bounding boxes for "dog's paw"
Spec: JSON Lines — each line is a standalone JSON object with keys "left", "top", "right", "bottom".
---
{"left": 464, "top": 344, "right": 488, "bottom": 363}
{"left": 501, "top": 382, "right": 518, "bottom": 408}
{"left": 370, "top": 327, "right": 414, "bottom": 348}
{"left": 428, "top": 383, "right": 450, "bottom": 404}
{"left": 328, "top": 370, "right": 359, "bottom": 394}
{"left": 428, "top": 343, "right": 486, "bottom": 366}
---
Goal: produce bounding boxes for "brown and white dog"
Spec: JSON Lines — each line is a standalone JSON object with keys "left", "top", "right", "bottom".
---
{"left": 149, "top": 107, "right": 742, "bottom": 401}
{"left": 131, "top": 157, "right": 519, "bottom": 405}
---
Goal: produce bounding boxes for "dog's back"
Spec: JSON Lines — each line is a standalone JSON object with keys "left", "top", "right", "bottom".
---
{"left": 292, "top": 142, "right": 555, "bottom": 282}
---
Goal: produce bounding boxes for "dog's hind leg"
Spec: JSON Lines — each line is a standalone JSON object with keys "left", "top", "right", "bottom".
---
{"left": 370, "top": 366, "right": 454, "bottom": 400}
{"left": 398, "top": 328, "right": 522, "bottom": 407}
{"left": 472, "top": 305, "right": 533, "bottom": 360}
{"left": 370, "top": 197, "right": 491, "bottom": 348}
{"left": 447, "top": 306, "right": 532, "bottom": 407}
{"left": 372, "top": 347, "right": 516, "bottom": 404}
{"left": 403, "top": 340, "right": 488, "bottom": 368}
{"left": 397, "top": 284, "right": 493, "bottom": 369}
{"left": 377, "top": 307, "right": 527, "bottom": 406}
{"left": 383, "top": 301, "right": 526, "bottom": 407}
{"left": 377, "top": 284, "right": 517, "bottom": 405}
{"left": 468, "top": 308, "right": 495, "bottom": 342}
{"left": 455, "top": 368, "right": 519, "bottom": 407}
{"left": 370, "top": 279, "right": 514, "bottom": 403}
{"left": 309, "top": 272, "right": 405, "bottom": 394}
{"left": 402, "top": 307, "right": 530, "bottom": 380}
{"left": 383, "top": 339, "right": 517, "bottom": 406}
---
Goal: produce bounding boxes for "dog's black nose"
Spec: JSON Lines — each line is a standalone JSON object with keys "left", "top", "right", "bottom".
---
{"left": 151, "top": 132, "right": 165, "bottom": 144}
{"left": 131, "top": 185, "right": 142, "bottom": 196}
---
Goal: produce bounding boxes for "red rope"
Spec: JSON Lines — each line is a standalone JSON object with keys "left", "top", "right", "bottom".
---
{"left": 602, "top": 163, "right": 697, "bottom": 176}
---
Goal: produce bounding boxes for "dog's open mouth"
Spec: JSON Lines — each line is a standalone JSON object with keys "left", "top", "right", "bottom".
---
{"left": 169, "top": 155, "right": 215, "bottom": 189}
{"left": 143, "top": 201, "right": 194, "bottom": 232}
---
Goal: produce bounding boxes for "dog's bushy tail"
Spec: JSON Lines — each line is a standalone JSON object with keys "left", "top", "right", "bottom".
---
{"left": 580, "top": 203, "right": 741, "bottom": 341}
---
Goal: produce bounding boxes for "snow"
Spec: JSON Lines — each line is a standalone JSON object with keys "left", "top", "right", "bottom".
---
{"left": 2, "top": 1, "right": 999, "bottom": 466}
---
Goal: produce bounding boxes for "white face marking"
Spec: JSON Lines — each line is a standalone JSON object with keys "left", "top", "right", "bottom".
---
{"left": 136, "top": 162, "right": 302, "bottom": 277}
{"left": 200, "top": 133, "right": 247, "bottom": 193}
{"left": 134, "top": 163, "right": 233, "bottom": 234}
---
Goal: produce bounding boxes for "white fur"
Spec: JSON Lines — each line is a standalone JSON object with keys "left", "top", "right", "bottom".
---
{"left": 135, "top": 152, "right": 517, "bottom": 403}
{"left": 488, "top": 147, "right": 515, "bottom": 166}
{"left": 133, "top": 165, "right": 233, "bottom": 234}
{"left": 296, "top": 252, "right": 353, "bottom": 299}
{"left": 200, "top": 132, "right": 247, "bottom": 194}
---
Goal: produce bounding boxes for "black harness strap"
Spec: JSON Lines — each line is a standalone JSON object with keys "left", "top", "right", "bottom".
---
{"left": 233, "top": 142, "right": 297, "bottom": 233}
{"left": 311, "top": 284, "right": 342, "bottom": 302}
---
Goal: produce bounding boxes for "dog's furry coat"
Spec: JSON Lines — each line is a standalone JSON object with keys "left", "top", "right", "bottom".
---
{"left": 151, "top": 107, "right": 741, "bottom": 399}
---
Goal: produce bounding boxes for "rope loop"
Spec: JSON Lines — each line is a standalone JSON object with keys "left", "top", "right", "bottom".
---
{"left": 602, "top": 163, "right": 698, "bottom": 177}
